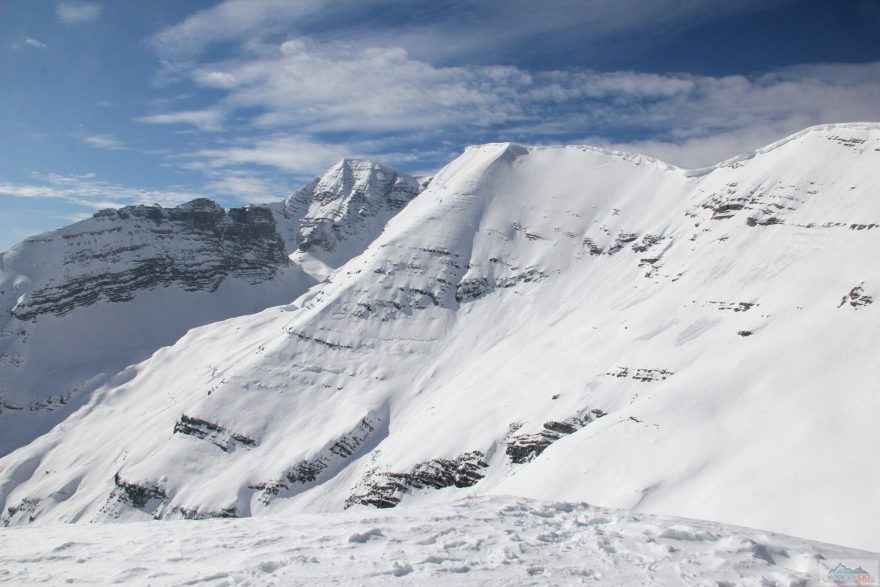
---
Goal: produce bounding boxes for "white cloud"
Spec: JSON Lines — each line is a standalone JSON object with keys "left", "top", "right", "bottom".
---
{"left": 196, "top": 41, "right": 525, "bottom": 134}
{"left": 56, "top": 2, "right": 102, "bottom": 24}
{"left": 149, "top": 0, "right": 351, "bottom": 61}
{"left": 202, "top": 170, "right": 297, "bottom": 204}
{"left": 149, "top": 0, "right": 793, "bottom": 65}
{"left": 185, "top": 135, "right": 349, "bottom": 174}
{"left": 83, "top": 134, "right": 129, "bottom": 151}
{"left": 140, "top": 1, "right": 878, "bottom": 178}
{"left": 58, "top": 212, "right": 96, "bottom": 223}
{"left": 148, "top": 35, "right": 879, "bottom": 169}
{"left": 195, "top": 71, "right": 238, "bottom": 89}
{"left": 135, "top": 109, "right": 224, "bottom": 132}
{"left": 0, "top": 172, "right": 204, "bottom": 210}
{"left": 23, "top": 37, "right": 48, "bottom": 50}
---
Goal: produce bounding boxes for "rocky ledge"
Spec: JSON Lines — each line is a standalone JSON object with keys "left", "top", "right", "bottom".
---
{"left": 346, "top": 451, "right": 489, "bottom": 509}
{"left": 8, "top": 199, "right": 288, "bottom": 322}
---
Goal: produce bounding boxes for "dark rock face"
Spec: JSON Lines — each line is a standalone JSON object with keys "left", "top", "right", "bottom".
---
{"left": 605, "top": 367, "right": 674, "bottom": 382}
{"left": 746, "top": 215, "right": 783, "bottom": 226}
{"left": 346, "top": 451, "right": 488, "bottom": 509}
{"left": 583, "top": 238, "right": 605, "bottom": 256}
{"left": 328, "top": 419, "right": 376, "bottom": 458}
{"left": 110, "top": 473, "right": 167, "bottom": 510}
{"left": 11, "top": 199, "right": 288, "bottom": 322}
{"left": 708, "top": 301, "right": 756, "bottom": 312}
{"left": 838, "top": 284, "right": 873, "bottom": 309}
{"left": 173, "top": 414, "right": 257, "bottom": 452}
{"left": 455, "top": 278, "right": 491, "bottom": 303}
{"left": 0, "top": 394, "right": 69, "bottom": 414}
{"left": 695, "top": 179, "right": 807, "bottom": 226}
{"left": 455, "top": 267, "right": 548, "bottom": 303}
{"left": 1, "top": 496, "right": 40, "bottom": 526}
{"left": 251, "top": 417, "right": 379, "bottom": 505}
{"left": 506, "top": 409, "right": 607, "bottom": 464}
{"left": 170, "top": 505, "right": 238, "bottom": 520}
{"left": 632, "top": 234, "right": 664, "bottom": 253}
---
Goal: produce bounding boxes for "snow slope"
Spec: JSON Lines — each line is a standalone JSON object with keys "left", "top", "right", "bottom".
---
{"left": 0, "top": 162, "right": 419, "bottom": 457}
{"left": 1, "top": 495, "right": 875, "bottom": 585}
{"left": 0, "top": 123, "right": 878, "bottom": 553}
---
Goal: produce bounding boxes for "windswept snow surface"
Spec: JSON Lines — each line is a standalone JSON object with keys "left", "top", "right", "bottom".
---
{"left": 1, "top": 123, "right": 879, "bottom": 554}
{"left": 0, "top": 496, "right": 875, "bottom": 586}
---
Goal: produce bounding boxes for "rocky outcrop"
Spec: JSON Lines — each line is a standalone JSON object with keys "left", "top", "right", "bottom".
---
{"left": 173, "top": 414, "right": 257, "bottom": 452}
{"left": 455, "top": 267, "right": 548, "bottom": 303}
{"left": 455, "top": 277, "right": 491, "bottom": 302}
{"left": 103, "top": 473, "right": 168, "bottom": 516}
{"left": 9, "top": 199, "right": 288, "bottom": 322}
{"left": 605, "top": 367, "right": 675, "bottom": 382}
{"left": 346, "top": 451, "right": 488, "bottom": 509}
{"left": 251, "top": 417, "right": 380, "bottom": 505}
{"left": 838, "top": 284, "right": 873, "bottom": 309}
{"left": 1, "top": 496, "right": 40, "bottom": 526}
{"left": 169, "top": 505, "right": 238, "bottom": 520}
{"left": 707, "top": 301, "right": 756, "bottom": 312}
{"left": 506, "top": 410, "right": 607, "bottom": 464}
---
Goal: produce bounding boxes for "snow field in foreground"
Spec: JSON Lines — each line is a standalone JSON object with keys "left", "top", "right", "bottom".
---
{"left": 0, "top": 496, "right": 876, "bottom": 586}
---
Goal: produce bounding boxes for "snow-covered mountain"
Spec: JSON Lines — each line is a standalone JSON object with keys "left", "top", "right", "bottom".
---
{"left": 269, "top": 158, "right": 422, "bottom": 278}
{"left": 0, "top": 161, "right": 420, "bottom": 456}
{"left": 1, "top": 123, "right": 878, "bottom": 553}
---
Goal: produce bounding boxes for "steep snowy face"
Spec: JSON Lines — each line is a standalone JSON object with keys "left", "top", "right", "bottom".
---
{"left": 0, "top": 198, "right": 316, "bottom": 457}
{"left": 4, "top": 199, "right": 288, "bottom": 322}
{"left": 1, "top": 124, "right": 878, "bottom": 552}
{"left": 270, "top": 159, "right": 421, "bottom": 270}
{"left": 0, "top": 161, "right": 420, "bottom": 458}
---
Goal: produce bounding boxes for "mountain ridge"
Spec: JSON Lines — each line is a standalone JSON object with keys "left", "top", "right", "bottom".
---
{"left": 1, "top": 123, "right": 878, "bottom": 552}
{"left": 0, "top": 160, "right": 421, "bottom": 456}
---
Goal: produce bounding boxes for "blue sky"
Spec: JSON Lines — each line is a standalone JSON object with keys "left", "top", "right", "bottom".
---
{"left": 1, "top": 0, "right": 878, "bottom": 251}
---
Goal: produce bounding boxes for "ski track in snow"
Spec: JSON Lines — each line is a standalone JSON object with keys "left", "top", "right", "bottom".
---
{"left": 0, "top": 496, "right": 874, "bottom": 586}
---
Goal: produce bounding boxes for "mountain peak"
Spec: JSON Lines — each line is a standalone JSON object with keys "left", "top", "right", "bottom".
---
{"left": 272, "top": 160, "right": 421, "bottom": 269}
{"left": 332, "top": 157, "right": 388, "bottom": 169}
{"left": 174, "top": 197, "right": 225, "bottom": 212}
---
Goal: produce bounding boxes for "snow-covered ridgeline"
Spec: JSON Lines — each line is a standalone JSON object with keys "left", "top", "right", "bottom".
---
{"left": 0, "top": 123, "right": 878, "bottom": 554}
{"left": 0, "top": 160, "right": 420, "bottom": 457}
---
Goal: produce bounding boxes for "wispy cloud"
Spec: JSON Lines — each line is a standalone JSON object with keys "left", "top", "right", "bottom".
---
{"left": 150, "top": 0, "right": 329, "bottom": 62}
{"left": 146, "top": 33, "right": 880, "bottom": 171}
{"left": 137, "top": 0, "right": 878, "bottom": 181}
{"left": 82, "top": 134, "right": 129, "bottom": 151}
{"left": 81, "top": 133, "right": 171, "bottom": 157}
{"left": 11, "top": 37, "right": 49, "bottom": 50}
{"left": 23, "top": 37, "right": 48, "bottom": 50}
{"left": 149, "top": 0, "right": 793, "bottom": 65}
{"left": 56, "top": 2, "right": 103, "bottom": 25}
{"left": 184, "top": 134, "right": 349, "bottom": 174}
{"left": 57, "top": 212, "right": 95, "bottom": 224}
{"left": 0, "top": 172, "right": 204, "bottom": 210}
{"left": 202, "top": 170, "right": 298, "bottom": 204}
{"left": 135, "top": 108, "right": 224, "bottom": 132}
